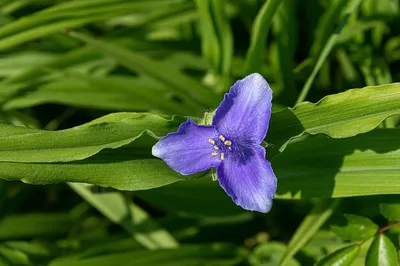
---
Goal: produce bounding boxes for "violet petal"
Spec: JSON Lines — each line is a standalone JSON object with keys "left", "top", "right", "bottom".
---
{"left": 212, "top": 73, "right": 272, "bottom": 144}
{"left": 152, "top": 119, "right": 221, "bottom": 175}
{"left": 216, "top": 145, "right": 277, "bottom": 213}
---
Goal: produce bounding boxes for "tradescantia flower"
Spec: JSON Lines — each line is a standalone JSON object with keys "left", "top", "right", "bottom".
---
{"left": 152, "top": 73, "right": 277, "bottom": 213}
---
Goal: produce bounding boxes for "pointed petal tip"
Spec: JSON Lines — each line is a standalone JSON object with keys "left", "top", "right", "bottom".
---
{"left": 216, "top": 147, "right": 277, "bottom": 214}
{"left": 151, "top": 141, "right": 161, "bottom": 158}
{"left": 212, "top": 73, "right": 273, "bottom": 143}
{"left": 245, "top": 73, "right": 273, "bottom": 98}
{"left": 231, "top": 186, "right": 276, "bottom": 213}
{"left": 150, "top": 118, "right": 220, "bottom": 176}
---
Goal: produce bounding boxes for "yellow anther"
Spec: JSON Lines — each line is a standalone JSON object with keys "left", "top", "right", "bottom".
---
{"left": 224, "top": 140, "right": 232, "bottom": 146}
{"left": 220, "top": 153, "right": 225, "bottom": 160}
{"left": 219, "top": 135, "right": 225, "bottom": 141}
{"left": 214, "top": 146, "right": 219, "bottom": 150}
{"left": 211, "top": 152, "right": 218, "bottom": 156}
{"left": 208, "top": 139, "right": 215, "bottom": 145}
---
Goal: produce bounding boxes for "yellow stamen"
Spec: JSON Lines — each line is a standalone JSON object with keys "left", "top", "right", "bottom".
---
{"left": 220, "top": 153, "right": 225, "bottom": 160}
{"left": 214, "top": 146, "right": 219, "bottom": 150}
{"left": 208, "top": 139, "right": 215, "bottom": 145}
{"left": 224, "top": 140, "right": 232, "bottom": 146}
{"left": 219, "top": 135, "right": 225, "bottom": 141}
{"left": 211, "top": 152, "right": 218, "bottom": 156}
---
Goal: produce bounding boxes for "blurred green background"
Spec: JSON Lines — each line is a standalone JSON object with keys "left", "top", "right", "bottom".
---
{"left": 0, "top": 0, "right": 399, "bottom": 265}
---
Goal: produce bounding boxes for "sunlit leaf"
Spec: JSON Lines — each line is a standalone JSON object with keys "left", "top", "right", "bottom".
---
{"left": 316, "top": 244, "right": 360, "bottom": 266}
{"left": 0, "top": 112, "right": 184, "bottom": 163}
{"left": 268, "top": 83, "right": 400, "bottom": 153}
{"left": 365, "top": 234, "right": 399, "bottom": 266}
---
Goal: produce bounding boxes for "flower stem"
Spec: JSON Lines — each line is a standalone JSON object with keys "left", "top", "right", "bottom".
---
{"left": 379, "top": 221, "right": 400, "bottom": 234}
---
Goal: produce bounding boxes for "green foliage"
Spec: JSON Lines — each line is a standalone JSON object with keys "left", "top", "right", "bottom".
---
{"left": 0, "top": 0, "right": 398, "bottom": 265}
{"left": 268, "top": 84, "right": 400, "bottom": 153}
{"left": 250, "top": 242, "right": 300, "bottom": 266}
{"left": 380, "top": 201, "right": 400, "bottom": 222}
{"left": 365, "top": 234, "right": 399, "bottom": 266}
{"left": 280, "top": 199, "right": 340, "bottom": 266}
{"left": 330, "top": 214, "right": 378, "bottom": 242}
{"left": 316, "top": 244, "right": 361, "bottom": 266}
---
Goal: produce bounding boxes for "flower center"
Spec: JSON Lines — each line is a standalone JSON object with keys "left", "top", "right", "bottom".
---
{"left": 208, "top": 135, "right": 232, "bottom": 160}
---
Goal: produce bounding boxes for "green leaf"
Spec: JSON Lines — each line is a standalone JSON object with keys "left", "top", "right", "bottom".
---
{"left": 0, "top": 112, "right": 184, "bottom": 163}
{"left": 0, "top": 115, "right": 202, "bottom": 190}
{"left": 309, "top": 0, "right": 349, "bottom": 59}
{"left": 0, "top": 135, "right": 188, "bottom": 190}
{"left": 210, "top": 0, "right": 233, "bottom": 81}
{"left": 295, "top": 0, "right": 363, "bottom": 104}
{"left": 274, "top": 129, "right": 400, "bottom": 198}
{"left": 49, "top": 244, "right": 243, "bottom": 266}
{"left": 136, "top": 178, "right": 243, "bottom": 217}
{"left": 330, "top": 214, "right": 378, "bottom": 241}
{"left": 195, "top": 0, "right": 221, "bottom": 74}
{"left": 380, "top": 201, "right": 400, "bottom": 221}
{"left": 316, "top": 244, "right": 361, "bottom": 266}
{"left": 0, "top": 52, "right": 55, "bottom": 78}
{"left": 4, "top": 241, "right": 50, "bottom": 257}
{"left": 69, "top": 237, "right": 141, "bottom": 258}
{"left": 68, "top": 31, "right": 217, "bottom": 111}
{"left": 69, "top": 183, "right": 178, "bottom": 250}
{"left": 0, "top": 213, "right": 73, "bottom": 239}
{"left": 0, "top": 0, "right": 185, "bottom": 50}
{"left": 280, "top": 199, "right": 340, "bottom": 266}
{"left": 249, "top": 242, "right": 299, "bottom": 266}
{"left": 268, "top": 83, "right": 400, "bottom": 153}
{"left": 302, "top": 230, "right": 345, "bottom": 261}
{"left": 385, "top": 36, "right": 400, "bottom": 62}
{"left": 3, "top": 76, "right": 186, "bottom": 114}
{"left": 244, "top": 0, "right": 283, "bottom": 74}
{"left": 0, "top": 245, "right": 29, "bottom": 265}
{"left": 270, "top": 0, "right": 297, "bottom": 105}
{"left": 2, "top": 47, "right": 101, "bottom": 84}
{"left": 365, "top": 234, "right": 399, "bottom": 266}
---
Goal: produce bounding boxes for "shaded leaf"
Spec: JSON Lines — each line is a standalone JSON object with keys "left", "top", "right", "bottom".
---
{"left": 3, "top": 76, "right": 185, "bottom": 114}
{"left": 244, "top": 0, "right": 283, "bottom": 74}
{"left": 136, "top": 178, "right": 243, "bottom": 217}
{"left": 70, "top": 183, "right": 178, "bottom": 250}
{"left": 49, "top": 244, "right": 243, "bottom": 266}
{"left": 275, "top": 129, "right": 400, "bottom": 198}
{"left": 380, "top": 200, "right": 400, "bottom": 221}
{"left": 0, "top": 213, "right": 73, "bottom": 239}
{"left": 280, "top": 199, "right": 340, "bottom": 266}
{"left": 330, "top": 214, "right": 378, "bottom": 241}
{"left": 295, "top": 0, "right": 363, "bottom": 104}
{"left": 249, "top": 242, "right": 300, "bottom": 266}
{"left": 69, "top": 31, "right": 217, "bottom": 111}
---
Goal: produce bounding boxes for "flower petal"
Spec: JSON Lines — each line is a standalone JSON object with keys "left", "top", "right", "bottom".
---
{"left": 216, "top": 146, "right": 277, "bottom": 213}
{"left": 212, "top": 73, "right": 272, "bottom": 144}
{"left": 152, "top": 119, "right": 221, "bottom": 175}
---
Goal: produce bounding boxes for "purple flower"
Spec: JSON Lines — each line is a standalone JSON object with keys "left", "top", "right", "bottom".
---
{"left": 152, "top": 73, "right": 277, "bottom": 213}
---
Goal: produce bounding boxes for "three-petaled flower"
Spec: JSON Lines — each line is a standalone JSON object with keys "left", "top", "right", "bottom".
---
{"left": 152, "top": 73, "right": 277, "bottom": 213}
